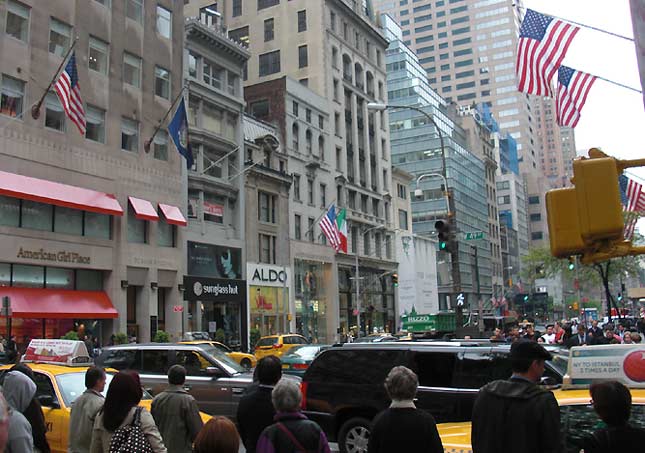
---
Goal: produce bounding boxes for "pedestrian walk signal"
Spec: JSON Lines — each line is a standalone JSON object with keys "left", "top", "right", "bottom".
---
{"left": 456, "top": 293, "right": 465, "bottom": 306}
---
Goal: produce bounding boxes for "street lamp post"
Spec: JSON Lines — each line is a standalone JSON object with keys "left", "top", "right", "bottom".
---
{"left": 367, "top": 102, "right": 462, "bottom": 326}
{"left": 353, "top": 224, "right": 385, "bottom": 338}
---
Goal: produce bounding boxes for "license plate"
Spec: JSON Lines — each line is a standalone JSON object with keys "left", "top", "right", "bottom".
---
{"left": 282, "top": 364, "right": 289, "bottom": 369}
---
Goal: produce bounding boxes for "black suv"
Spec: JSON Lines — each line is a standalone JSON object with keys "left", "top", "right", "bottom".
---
{"left": 301, "top": 342, "right": 567, "bottom": 453}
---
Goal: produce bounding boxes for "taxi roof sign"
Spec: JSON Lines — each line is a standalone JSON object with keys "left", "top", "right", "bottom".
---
{"left": 563, "top": 344, "right": 645, "bottom": 389}
{"left": 22, "top": 339, "right": 91, "bottom": 366}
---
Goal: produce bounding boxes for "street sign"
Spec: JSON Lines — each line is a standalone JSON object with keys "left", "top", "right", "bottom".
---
{"left": 173, "top": 305, "right": 184, "bottom": 313}
{"left": 464, "top": 231, "right": 485, "bottom": 240}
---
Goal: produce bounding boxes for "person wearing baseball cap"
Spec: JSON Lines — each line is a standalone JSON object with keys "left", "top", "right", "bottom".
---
{"left": 471, "top": 340, "right": 563, "bottom": 453}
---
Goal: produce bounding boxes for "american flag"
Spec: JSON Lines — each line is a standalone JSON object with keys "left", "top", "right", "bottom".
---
{"left": 516, "top": 9, "right": 580, "bottom": 96}
{"left": 619, "top": 174, "right": 645, "bottom": 240}
{"left": 319, "top": 205, "right": 341, "bottom": 252}
{"left": 555, "top": 66, "right": 597, "bottom": 128}
{"left": 54, "top": 52, "right": 86, "bottom": 135}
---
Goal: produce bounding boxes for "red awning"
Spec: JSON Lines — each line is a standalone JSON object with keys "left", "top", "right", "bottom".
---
{"left": 128, "top": 196, "right": 159, "bottom": 221}
{"left": 0, "top": 170, "right": 123, "bottom": 216}
{"left": 0, "top": 287, "right": 118, "bottom": 319}
{"left": 159, "top": 203, "right": 187, "bottom": 226}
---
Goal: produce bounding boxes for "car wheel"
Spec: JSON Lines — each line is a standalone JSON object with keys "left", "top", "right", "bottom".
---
{"left": 338, "top": 417, "right": 371, "bottom": 453}
{"left": 241, "top": 358, "right": 252, "bottom": 369}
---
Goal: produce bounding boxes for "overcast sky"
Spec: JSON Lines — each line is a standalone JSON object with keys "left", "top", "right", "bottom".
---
{"left": 524, "top": 0, "right": 644, "bottom": 231}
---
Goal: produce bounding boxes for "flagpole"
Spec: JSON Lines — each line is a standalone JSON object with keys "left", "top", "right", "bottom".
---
{"left": 513, "top": 4, "right": 635, "bottom": 42}
{"left": 302, "top": 199, "right": 338, "bottom": 240}
{"left": 144, "top": 85, "right": 188, "bottom": 152}
{"left": 593, "top": 75, "right": 643, "bottom": 94}
{"left": 31, "top": 38, "right": 78, "bottom": 120}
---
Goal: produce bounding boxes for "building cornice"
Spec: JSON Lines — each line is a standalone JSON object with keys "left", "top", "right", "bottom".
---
{"left": 185, "top": 18, "right": 250, "bottom": 65}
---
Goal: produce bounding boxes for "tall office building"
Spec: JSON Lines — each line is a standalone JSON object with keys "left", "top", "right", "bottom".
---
{"left": 220, "top": 0, "right": 399, "bottom": 341}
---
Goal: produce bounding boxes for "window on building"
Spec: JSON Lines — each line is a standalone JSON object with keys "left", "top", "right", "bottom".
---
{"left": 44, "top": 92, "right": 65, "bottom": 131}
{"left": 250, "top": 100, "right": 269, "bottom": 120}
{"left": 320, "top": 183, "right": 326, "bottom": 207}
{"left": 121, "top": 117, "right": 139, "bottom": 152}
{"left": 293, "top": 174, "right": 301, "bottom": 201}
{"left": 318, "top": 136, "right": 325, "bottom": 160}
{"left": 227, "top": 71, "right": 237, "bottom": 95}
{"left": 530, "top": 213, "right": 542, "bottom": 222}
{"left": 259, "top": 234, "right": 277, "bottom": 263}
{"left": 158, "top": 213, "right": 175, "bottom": 248}
{"left": 307, "top": 179, "right": 314, "bottom": 205}
{"left": 258, "top": 191, "right": 277, "bottom": 223}
{"left": 203, "top": 59, "right": 223, "bottom": 89}
{"left": 306, "top": 109, "right": 311, "bottom": 123}
{"left": 126, "top": 0, "right": 143, "bottom": 23}
{"left": 397, "top": 183, "right": 407, "bottom": 199}
{"left": 528, "top": 195, "right": 540, "bottom": 205}
{"left": 531, "top": 232, "right": 544, "bottom": 240}
{"left": 232, "top": 0, "right": 242, "bottom": 17}
{"left": 127, "top": 205, "right": 147, "bottom": 243}
{"left": 264, "top": 18, "right": 274, "bottom": 41}
{"left": 258, "top": 0, "right": 279, "bottom": 11}
{"left": 306, "top": 217, "right": 315, "bottom": 242}
{"left": 228, "top": 26, "right": 249, "bottom": 46}
{"left": 305, "top": 129, "right": 312, "bottom": 154}
{"left": 88, "top": 36, "right": 108, "bottom": 75}
{"left": 154, "top": 66, "right": 170, "bottom": 99}
{"left": 292, "top": 123, "right": 299, "bottom": 151}
{"left": 298, "top": 10, "right": 307, "bottom": 32}
{"left": 294, "top": 214, "right": 301, "bottom": 240}
{"left": 298, "top": 45, "right": 308, "bottom": 68}
{"left": 123, "top": 53, "right": 142, "bottom": 88}
{"left": 399, "top": 209, "right": 408, "bottom": 229}
{"left": 259, "top": 50, "right": 280, "bottom": 76}
{"left": 153, "top": 130, "right": 168, "bottom": 161}
{"left": 49, "top": 18, "right": 71, "bottom": 57}
{"left": 6, "top": 0, "right": 30, "bottom": 42}
{"left": 84, "top": 105, "right": 105, "bottom": 142}
{"left": 156, "top": 6, "right": 171, "bottom": 38}
{"left": 318, "top": 115, "right": 324, "bottom": 129}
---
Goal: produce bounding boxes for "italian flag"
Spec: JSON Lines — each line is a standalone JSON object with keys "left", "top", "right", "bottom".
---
{"left": 336, "top": 208, "right": 348, "bottom": 253}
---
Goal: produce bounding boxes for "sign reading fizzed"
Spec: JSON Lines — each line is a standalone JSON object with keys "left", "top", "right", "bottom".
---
{"left": 567, "top": 345, "right": 645, "bottom": 387}
{"left": 23, "top": 339, "right": 90, "bottom": 365}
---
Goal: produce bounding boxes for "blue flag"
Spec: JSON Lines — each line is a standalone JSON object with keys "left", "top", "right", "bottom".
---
{"left": 168, "top": 98, "right": 193, "bottom": 168}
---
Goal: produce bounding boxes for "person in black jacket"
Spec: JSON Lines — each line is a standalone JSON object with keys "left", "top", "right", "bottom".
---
{"left": 10, "top": 363, "right": 51, "bottom": 453}
{"left": 566, "top": 324, "right": 589, "bottom": 348}
{"left": 471, "top": 340, "right": 563, "bottom": 453}
{"left": 237, "top": 356, "right": 282, "bottom": 453}
{"left": 256, "top": 379, "right": 330, "bottom": 453}
{"left": 367, "top": 366, "right": 443, "bottom": 453}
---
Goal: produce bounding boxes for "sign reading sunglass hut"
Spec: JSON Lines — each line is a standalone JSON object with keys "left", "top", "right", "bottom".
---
{"left": 183, "top": 276, "right": 246, "bottom": 303}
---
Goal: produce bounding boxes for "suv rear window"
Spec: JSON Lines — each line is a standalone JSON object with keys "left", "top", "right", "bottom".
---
{"left": 98, "top": 349, "right": 139, "bottom": 369}
{"left": 258, "top": 337, "right": 279, "bottom": 347}
{"left": 306, "top": 349, "right": 404, "bottom": 384}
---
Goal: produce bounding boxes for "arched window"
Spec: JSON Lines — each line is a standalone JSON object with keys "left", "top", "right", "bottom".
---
{"left": 318, "top": 136, "right": 325, "bottom": 160}
{"left": 305, "top": 129, "right": 313, "bottom": 154}
{"left": 292, "top": 123, "right": 299, "bottom": 151}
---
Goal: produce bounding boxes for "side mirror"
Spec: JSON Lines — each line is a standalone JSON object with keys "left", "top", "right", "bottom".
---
{"left": 206, "top": 366, "right": 225, "bottom": 378}
{"left": 37, "top": 394, "right": 60, "bottom": 409}
{"left": 539, "top": 376, "right": 558, "bottom": 387}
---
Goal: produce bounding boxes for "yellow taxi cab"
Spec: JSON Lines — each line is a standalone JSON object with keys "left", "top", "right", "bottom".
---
{"left": 179, "top": 340, "right": 257, "bottom": 369}
{"left": 437, "top": 344, "right": 645, "bottom": 453}
{"left": 254, "top": 334, "right": 309, "bottom": 360}
{"left": 1, "top": 339, "right": 211, "bottom": 453}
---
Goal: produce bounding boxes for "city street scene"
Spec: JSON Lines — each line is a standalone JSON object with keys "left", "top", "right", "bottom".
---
{"left": 0, "top": 0, "right": 644, "bottom": 452}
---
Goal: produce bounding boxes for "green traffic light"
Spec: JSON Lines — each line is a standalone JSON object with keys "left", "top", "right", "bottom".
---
{"left": 440, "top": 241, "right": 447, "bottom": 250}
{"left": 568, "top": 263, "right": 575, "bottom": 271}
{"left": 523, "top": 295, "right": 529, "bottom": 301}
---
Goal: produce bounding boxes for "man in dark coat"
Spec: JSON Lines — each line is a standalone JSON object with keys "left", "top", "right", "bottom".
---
{"left": 566, "top": 324, "right": 589, "bottom": 348}
{"left": 588, "top": 320, "right": 602, "bottom": 340}
{"left": 471, "top": 340, "right": 563, "bottom": 453}
{"left": 237, "top": 355, "right": 282, "bottom": 453}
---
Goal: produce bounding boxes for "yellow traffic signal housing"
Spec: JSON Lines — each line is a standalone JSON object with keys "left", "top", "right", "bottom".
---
{"left": 572, "top": 156, "right": 624, "bottom": 243}
{"left": 546, "top": 187, "right": 585, "bottom": 258}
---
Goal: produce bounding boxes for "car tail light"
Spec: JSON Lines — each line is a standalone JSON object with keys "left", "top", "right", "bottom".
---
{"left": 300, "top": 381, "right": 308, "bottom": 409}
{"left": 272, "top": 343, "right": 283, "bottom": 349}
{"left": 293, "top": 363, "right": 309, "bottom": 370}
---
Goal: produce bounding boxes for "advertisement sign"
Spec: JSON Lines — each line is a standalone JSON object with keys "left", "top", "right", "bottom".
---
{"left": 203, "top": 201, "right": 224, "bottom": 217}
{"left": 183, "top": 275, "right": 246, "bottom": 303}
{"left": 396, "top": 234, "right": 439, "bottom": 319}
{"left": 187, "top": 241, "right": 241, "bottom": 279}
{"left": 247, "top": 263, "right": 291, "bottom": 288}
{"left": 568, "top": 345, "right": 645, "bottom": 387}
{"left": 23, "top": 339, "right": 90, "bottom": 364}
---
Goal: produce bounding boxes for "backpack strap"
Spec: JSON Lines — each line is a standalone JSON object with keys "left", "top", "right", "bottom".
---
{"left": 276, "top": 422, "right": 308, "bottom": 452}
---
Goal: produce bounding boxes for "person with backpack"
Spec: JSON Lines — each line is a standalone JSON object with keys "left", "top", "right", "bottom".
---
{"left": 256, "top": 379, "right": 330, "bottom": 453}
{"left": 90, "top": 371, "right": 167, "bottom": 453}
{"left": 582, "top": 381, "right": 645, "bottom": 452}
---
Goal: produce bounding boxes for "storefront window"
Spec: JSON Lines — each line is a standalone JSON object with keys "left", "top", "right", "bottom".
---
{"left": 85, "top": 211, "right": 111, "bottom": 239}
{"left": 127, "top": 205, "right": 147, "bottom": 243}
{"left": 294, "top": 260, "right": 329, "bottom": 343}
{"left": 157, "top": 216, "right": 175, "bottom": 247}
{"left": 22, "top": 200, "right": 52, "bottom": 231}
{"left": 45, "top": 267, "right": 74, "bottom": 289}
{"left": 250, "top": 286, "right": 289, "bottom": 336}
{"left": 0, "top": 263, "right": 10, "bottom": 286}
{"left": 200, "top": 301, "right": 242, "bottom": 348}
{"left": 12, "top": 264, "right": 44, "bottom": 288}
{"left": 0, "top": 196, "right": 19, "bottom": 227}
{"left": 54, "top": 206, "right": 83, "bottom": 236}
{"left": 76, "top": 270, "right": 103, "bottom": 290}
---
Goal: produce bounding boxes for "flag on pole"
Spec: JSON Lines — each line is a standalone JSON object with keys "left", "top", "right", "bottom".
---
{"left": 168, "top": 97, "right": 194, "bottom": 168}
{"left": 555, "top": 66, "right": 597, "bottom": 128}
{"left": 54, "top": 52, "right": 86, "bottom": 135}
{"left": 619, "top": 174, "right": 645, "bottom": 240}
{"left": 319, "top": 205, "right": 341, "bottom": 252}
{"left": 337, "top": 208, "right": 348, "bottom": 253}
{"left": 516, "top": 9, "right": 580, "bottom": 96}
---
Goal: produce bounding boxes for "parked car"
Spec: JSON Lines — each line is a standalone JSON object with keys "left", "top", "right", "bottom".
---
{"left": 301, "top": 342, "right": 567, "bottom": 453}
{"left": 182, "top": 331, "right": 212, "bottom": 341}
{"left": 281, "top": 345, "right": 331, "bottom": 377}
{"left": 352, "top": 335, "right": 398, "bottom": 343}
{"left": 254, "top": 334, "right": 309, "bottom": 360}
{"left": 95, "top": 343, "right": 253, "bottom": 418}
{"left": 180, "top": 340, "right": 257, "bottom": 369}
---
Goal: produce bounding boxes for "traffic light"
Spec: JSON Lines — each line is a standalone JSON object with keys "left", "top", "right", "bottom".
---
{"left": 524, "top": 294, "right": 529, "bottom": 302}
{"left": 546, "top": 187, "right": 585, "bottom": 258}
{"left": 434, "top": 219, "right": 451, "bottom": 251}
{"left": 392, "top": 273, "right": 399, "bottom": 287}
{"left": 573, "top": 302, "right": 579, "bottom": 310}
{"left": 617, "top": 293, "right": 623, "bottom": 302}
{"left": 568, "top": 257, "right": 575, "bottom": 271}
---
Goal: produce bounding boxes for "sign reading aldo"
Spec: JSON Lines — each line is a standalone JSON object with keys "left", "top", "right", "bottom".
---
{"left": 247, "top": 263, "right": 291, "bottom": 288}
{"left": 183, "top": 276, "right": 246, "bottom": 303}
